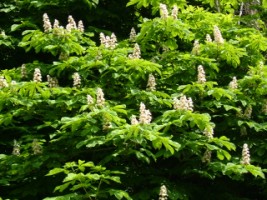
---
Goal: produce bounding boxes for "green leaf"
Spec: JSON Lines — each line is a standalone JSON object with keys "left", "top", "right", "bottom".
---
{"left": 152, "top": 138, "right": 163, "bottom": 149}
{"left": 54, "top": 182, "right": 72, "bottom": 193}
{"left": 46, "top": 168, "right": 65, "bottom": 176}
{"left": 245, "top": 165, "right": 265, "bottom": 179}
{"left": 63, "top": 173, "right": 78, "bottom": 182}
{"left": 109, "top": 189, "right": 132, "bottom": 200}
{"left": 217, "top": 150, "right": 224, "bottom": 160}
{"left": 43, "top": 193, "right": 80, "bottom": 200}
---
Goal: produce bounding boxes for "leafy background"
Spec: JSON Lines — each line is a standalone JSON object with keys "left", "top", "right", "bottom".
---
{"left": 1, "top": 0, "right": 267, "bottom": 199}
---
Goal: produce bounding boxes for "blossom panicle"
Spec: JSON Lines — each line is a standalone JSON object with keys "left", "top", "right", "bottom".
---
{"left": 12, "top": 140, "right": 20, "bottom": 156}
{"left": 159, "top": 185, "right": 168, "bottom": 200}
{"left": 99, "top": 32, "right": 117, "bottom": 49}
{"left": 192, "top": 40, "right": 200, "bottom": 55}
{"left": 43, "top": 13, "right": 52, "bottom": 32}
{"left": 47, "top": 75, "right": 58, "bottom": 87}
{"left": 229, "top": 76, "right": 238, "bottom": 89}
{"left": 32, "top": 139, "right": 43, "bottom": 155}
{"left": 202, "top": 149, "right": 212, "bottom": 163}
{"left": 72, "top": 72, "right": 81, "bottom": 88}
{"left": 206, "top": 34, "right": 212, "bottom": 42}
{"left": 197, "top": 65, "right": 206, "bottom": 83}
{"left": 241, "top": 143, "right": 250, "bottom": 165}
{"left": 87, "top": 94, "right": 94, "bottom": 105}
{"left": 147, "top": 74, "right": 156, "bottom": 91}
{"left": 131, "top": 115, "right": 139, "bottom": 125}
{"left": 203, "top": 126, "right": 214, "bottom": 139}
{"left": 129, "top": 27, "right": 137, "bottom": 41}
{"left": 96, "top": 88, "right": 105, "bottom": 107}
{"left": 78, "top": 20, "right": 84, "bottom": 32}
{"left": 33, "top": 68, "right": 42, "bottom": 82}
{"left": 171, "top": 5, "right": 178, "bottom": 19}
{"left": 128, "top": 43, "right": 141, "bottom": 59}
{"left": 66, "top": 15, "right": 77, "bottom": 31}
{"left": 173, "top": 95, "right": 194, "bottom": 111}
{"left": 53, "top": 19, "right": 60, "bottom": 29}
{"left": 213, "top": 25, "right": 224, "bottom": 44}
{"left": 0, "top": 76, "right": 8, "bottom": 88}
{"left": 139, "top": 102, "right": 152, "bottom": 124}
{"left": 160, "top": 4, "right": 169, "bottom": 19}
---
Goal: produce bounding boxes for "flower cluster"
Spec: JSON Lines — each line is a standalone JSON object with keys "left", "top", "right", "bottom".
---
{"left": 192, "top": 40, "right": 200, "bottom": 55}
{"left": 213, "top": 25, "right": 224, "bottom": 44}
{"left": 43, "top": 13, "right": 84, "bottom": 34}
{"left": 241, "top": 143, "right": 250, "bottom": 165}
{"left": 203, "top": 126, "right": 214, "bottom": 139}
{"left": 202, "top": 149, "right": 212, "bottom": 163}
{"left": 229, "top": 76, "right": 238, "bottom": 89}
{"left": 53, "top": 19, "right": 60, "bottom": 29}
{"left": 32, "top": 139, "right": 43, "bottom": 155}
{"left": 0, "top": 76, "right": 8, "bottom": 88}
{"left": 131, "top": 115, "right": 139, "bottom": 125}
{"left": 87, "top": 94, "right": 94, "bottom": 105}
{"left": 72, "top": 72, "right": 81, "bottom": 88}
{"left": 78, "top": 20, "right": 84, "bottom": 32}
{"left": 243, "top": 105, "right": 252, "bottom": 119}
{"left": 160, "top": 3, "right": 169, "bottom": 19}
{"left": 173, "top": 95, "right": 194, "bottom": 111}
{"left": 159, "top": 4, "right": 178, "bottom": 20}
{"left": 33, "top": 68, "right": 42, "bottom": 82}
{"left": 66, "top": 15, "right": 77, "bottom": 31}
{"left": 21, "top": 64, "right": 27, "bottom": 78}
{"left": 171, "top": 5, "right": 178, "bottom": 19}
{"left": 129, "top": 27, "right": 136, "bottom": 42}
{"left": 47, "top": 75, "right": 58, "bottom": 88}
{"left": 1, "top": 30, "right": 5, "bottom": 36}
{"left": 102, "top": 115, "right": 112, "bottom": 131}
{"left": 139, "top": 102, "right": 152, "bottom": 124}
{"left": 12, "top": 140, "right": 20, "bottom": 156}
{"left": 43, "top": 13, "right": 52, "bottom": 32}
{"left": 103, "top": 121, "right": 112, "bottom": 131}
{"left": 237, "top": 106, "right": 253, "bottom": 119}
{"left": 197, "top": 65, "right": 206, "bottom": 83}
{"left": 206, "top": 34, "right": 212, "bottom": 42}
{"left": 128, "top": 43, "right": 141, "bottom": 59}
{"left": 147, "top": 74, "right": 156, "bottom": 91}
{"left": 99, "top": 32, "right": 117, "bottom": 49}
{"left": 159, "top": 185, "right": 168, "bottom": 200}
{"left": 96, "top": 88, "right": 105, "bottom": 107}
{"left": 131, "top": 103, "right": 152, "bottom": 125}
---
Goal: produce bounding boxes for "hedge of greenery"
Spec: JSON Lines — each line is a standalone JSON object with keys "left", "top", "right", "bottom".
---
{"left": 1, "top": 0, "right": 267, "bottom": 199}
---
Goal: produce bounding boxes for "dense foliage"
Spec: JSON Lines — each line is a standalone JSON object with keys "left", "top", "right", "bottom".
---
{"left": 1, "top": 0, "right": 267, "bottom": 199}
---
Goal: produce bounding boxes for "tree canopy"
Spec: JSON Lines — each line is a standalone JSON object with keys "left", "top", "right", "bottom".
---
{"left": 1, "top": 0, "right": 267, "bottom": 199}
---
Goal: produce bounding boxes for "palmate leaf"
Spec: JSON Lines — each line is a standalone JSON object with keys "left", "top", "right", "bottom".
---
{"left": 245, "top": 165, "right": 265, "bottom": 179}
{"left": 46, "top": 168, "right": 66, "bottom": 176}
{"left": 220, "top": 43, "right": 247, "bottom": 67}
{"left": 223, "top": 163, "right": 265, "bottom": 179}
{"left": 43, "top": 193, "right": 82, "bottom": 200}
{"left": 108, "top": 189, "right": 133, "bottom": 200}
{"left": 125, "top": 59, "right": 162, "bottom": 76}
{"left": 126, "top": 0, "right": 149, "bottom": 8}
{"left": 216, "top": 149, "right": 231, "bottom": 161}
{"left": 212, "top": 136, "right": 236, "bottom": 151}
{"left": 76, "top": 136, "right": 106, "bottom": 149}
